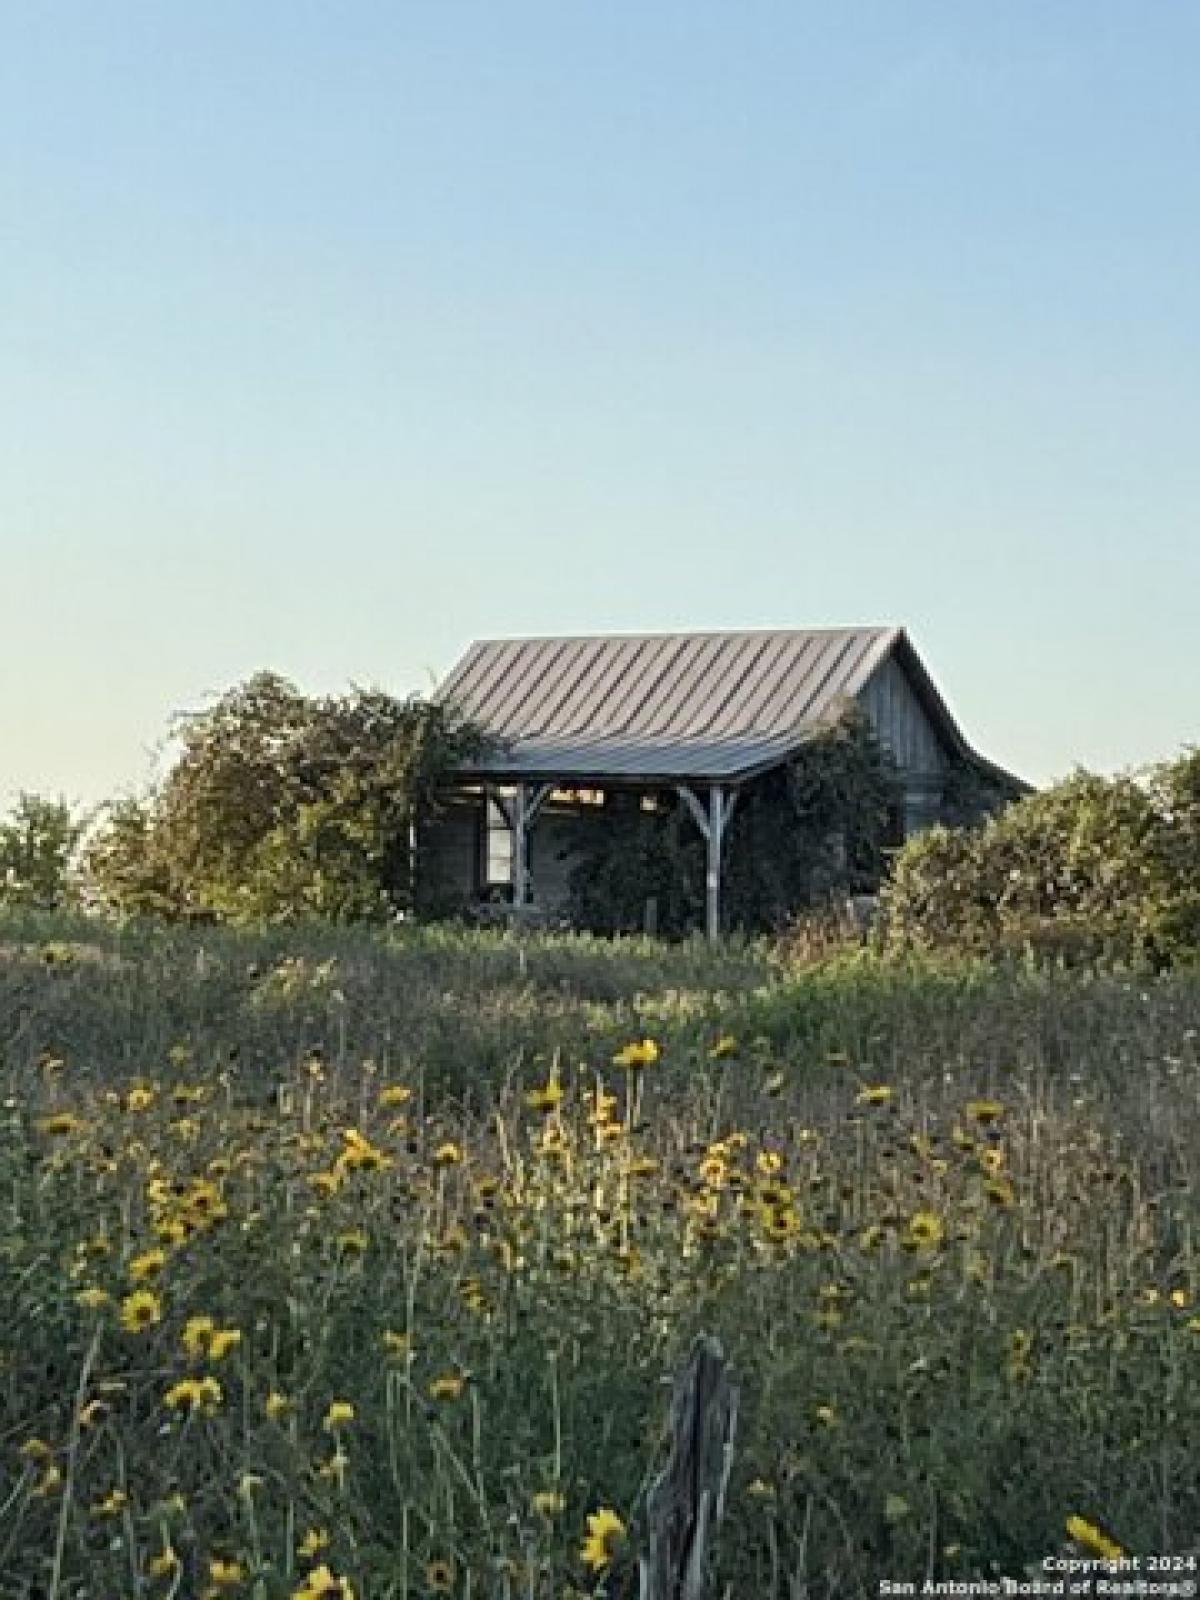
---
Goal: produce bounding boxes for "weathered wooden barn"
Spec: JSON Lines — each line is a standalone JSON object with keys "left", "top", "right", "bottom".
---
{"left": 425, "top": 626, "right": 1025, "bottom": 937}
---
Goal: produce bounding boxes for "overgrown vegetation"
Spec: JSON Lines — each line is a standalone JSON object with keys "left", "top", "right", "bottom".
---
{"left": 567, "top": 712, "right": 899, "bottom": 937}
{"left": 2, "top": 919, "right": 1198, "bottom": 1594}
{"left": 82, "top": 673, "right": 487, "bottom": 923}
{"left": 885, "top": 747, "right": 1200, "bottom": 967}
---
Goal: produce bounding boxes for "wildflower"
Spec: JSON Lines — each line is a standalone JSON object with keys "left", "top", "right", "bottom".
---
{"left": 580, "top": 1507, "right": 627, "bottom": 1572}
{"left": 32, "top": 1464, "right": 63, "bottom": 1497}
{"left": 183, "top": 1315, "right": 217, "bottom": 1359}
{"left": 76, "top": 1286, "right": 112, "bottom": 1311}
{"left": 532, "top": 1489, "right": 565, "bottom": 1516}
{"left": 266, "top": 1389, "right": 292, "bottom": 1420}
{"left": 814, "top": 1404, "right": 839, "bottom": 1427}
{"left": 92, "top": 1487, "right": 128, "bottom": 1518}
{"left": 756, "top": 1150, "right": 784, "bottom": 1176}
{"left": 295, "top": 1565, "right": 356, "bottom": 1598}
{"left": 709, "top": 1034, "right": 739, "bottom": 1059}
{"left": 855, "top": 1084, "right": 894, "bottom": 1107}
{"left": 323, "top": 1400, "right": 355, "bottom": 1430}
{"left": 983, "top": 1177, "right": 1016, "bottom": 1208}
{"left": 149, "top": 1544, "right": 181, "bottom": 1578}
{"left": 746, "top": 1477, "right": 776, "bottom": 1499}
{"left": 316, "top": 1447, "right": 349, "bottom": 1488}
{"left": 298, "top": 1526, "right": 331, "bottom": 1560}
{"left": 121, "top": 1289, "right": 164, "bottom": 1333}
{"left": 382, "top": 1329, "right": 413, "bottom": 1361}
{"left": 164, "top": 1376, "right": 222, "bottom": 1414}
{"left": 526, "top": 1072, "right": 565, "bottom": 1112}
{"left": 1065, "top": 1514, "right": 1125, "bottom": 1560}
{"left": 432, "top": 1141, "right": 464, "bottom": 1167}
{"left": 429, "top": 1371, "right": 466, "bottom": 1401}
{"left": 37, "top": 1112, "right": 86, "bottom": 1137}
{"left": 763, "top": 1069, "right": 787, "bottom": 1096}
{"left": 209, "top": 1327, "right": 242, "bottom": 1361}
{"left": 979, "top": 1146, "right": 1006, "bottom": 1177}
{"left": 129, "top": 1248, "right": 169, "bottom": 1283}
{"left": 19, "top": 1438, "right": 53, "bottom": 1462}
{"left": 425, "top": 1560, "right": 455, "bottom": 1593}
{"left": 208, "top": 1558, "right": 246, "bottom": 1590}
{"left": 966, "top": 1098, "right": 1005, "bottom": 1123}
{"left": 612, "top": 1038, "right": 659, "bottom": 1069}
{"left": 78, "top": 1399, "right": 109, "bottom": 1428}
{"left": 378, "top": 1084, "right": 412, "bottom": 1107}
{"left": 126, "top": 1085, "right": 157, "bottom": 1112}
{"left": 902, "top": 1211, "right": 945, "bottom": 1252}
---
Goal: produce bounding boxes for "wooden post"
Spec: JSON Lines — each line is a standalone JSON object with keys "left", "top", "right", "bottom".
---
{"left": 677, "top": 784, "right": 739, "bottom": 943}
{"left": 510, "top": 783, "right": 553, "bottom": 910}
{"left": 638, "top": 1335, "right": 738, "bottom": 1600}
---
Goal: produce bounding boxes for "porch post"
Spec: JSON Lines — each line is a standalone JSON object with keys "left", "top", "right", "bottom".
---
{"left": 705, "top": 783, "right": 725, "bottom": 943}
{"left": 510, "top": 782, "right": 553, "bottom": 909}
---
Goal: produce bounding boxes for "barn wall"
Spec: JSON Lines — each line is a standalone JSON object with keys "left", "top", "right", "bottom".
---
{"left": 530, "top": 810, "right": 590, "bottom": 911}
{"left": 419, "top": 802, "right": 479, "bottom": 902}
{"left": 856, "top": 656, "right": 946, "bottom": 835}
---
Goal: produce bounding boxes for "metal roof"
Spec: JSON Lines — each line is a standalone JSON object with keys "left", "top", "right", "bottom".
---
{"left": 438, "top": 626, "right": 903, "bottom": 783}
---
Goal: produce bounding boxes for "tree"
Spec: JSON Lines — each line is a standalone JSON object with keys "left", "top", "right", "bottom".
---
{"left": 0, "top": 793, "right": 84, "bottom": 911}
{"left": 84, "top": 672, "right": 488, "bottom": 921}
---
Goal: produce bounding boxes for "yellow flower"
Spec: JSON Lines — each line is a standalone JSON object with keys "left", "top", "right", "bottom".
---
{"left": 378, "top": 1084, "right": 412, "bottom": 1107}
{"left": 127, "top": 1085, "right": 157, "bottom": 1112}
{"left": 91, "top": 1487, "right": 128, "bottom": 1518}
{"left": 209, "top": 1327, "right": 242, "bottom": 1361}
{"left": 855, "top": 1084, "right": 894, "bottom": 1106}
{"left": 429, "top": 1371, "right": 466, "bottom": 1401}
{"left": 425, "top": 1559, "right": 455, "bottom": 1593}
{"left": 1065, "top": 1514, "right": 1125, "bottom": 1560}
{"left": 814, "top": 1404, "right": 839, "bottom": 1428}
{"left": 208, "top": 1558, "right": 246, "bottom": 1590}
{"left": 613, "top": 1038, "right": 659, "bottom": 1069}
{"left": 709, "top": 1034, "right": 739, "bottom": 1059}
{"left": 298, "top": 1527, "right": 331, "bottom": 1559}
{"left": 747, "top": 1477, "right": 776, "bottom": 1499}
{"left": 76, "top": 1286, "right": 112, "bottom": 1311}
{"left": 323, "top": 1400, "right": 355, "bottom": 1430}
{"left": 37, "top": 1112, "right": 86, "bottom": 1136}
{"left": 120, "top": 1289, "right": 164, "bottom": 1333}
{"left": 966, "top": 1098, "right": 1005, "bottom": 1123}
{"left": 182, "top": 1315, "right": 217, "bottom": 1359}
{"left": 129, "top": 1248, "right": 168, "bottom": 1283}
{"left": 148, "top": 1545, "right": 181, "bottom": 1578}
{"left": 432, "top": 1141, "right": 464, "bottom": 1167}
{"left": 164, "top": 1376, "right": 223, "bottom": 1414}
{"left": 266, "top": 1389, "right": 292, "bottom": 1420}
{"left": 526, "top": 1073, "right": 566, "bottom": 1112}
{"left": 382, "top": 1329, "right": 414, "bottom": 1360}
{"left": 294, "top": 1565, "right": 356, "bottom": 1599}
{"left": 78, "top": 1399, "right": 109, "bottom": 1428}
{"left": 532, "top": 1489, "right": 565, "bottom": 1516}
{"left": 580, "top": 1507, "right": 627, "bottom": 1572}
{"left": 903, "top": 1211, "right": 945, "bottom": 1252}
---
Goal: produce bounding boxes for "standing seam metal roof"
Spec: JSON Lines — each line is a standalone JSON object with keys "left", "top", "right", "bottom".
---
{"left": 437, "top": 626, "right": 906, "bottom": 782}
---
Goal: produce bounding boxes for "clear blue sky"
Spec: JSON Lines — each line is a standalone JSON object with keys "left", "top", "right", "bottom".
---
{"left": 3, "top": 2, "right": 1198, "bottom": 808}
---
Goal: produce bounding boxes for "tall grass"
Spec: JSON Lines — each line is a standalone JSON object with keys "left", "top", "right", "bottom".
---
{"left": 2, "top": 917, "right": 1198, "bottom": 1596}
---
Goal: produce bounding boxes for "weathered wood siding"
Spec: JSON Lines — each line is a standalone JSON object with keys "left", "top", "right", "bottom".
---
{"left": 419, "top": 802, "right": 480, "bottom": 903}
{"left": 856, "top": 657, "right": 947, "bottom": 834}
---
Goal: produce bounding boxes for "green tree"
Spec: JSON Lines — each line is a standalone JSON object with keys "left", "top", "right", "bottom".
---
{"left": 0, "top": 793, "right": 84, "bottom": 911}
{"left": 85, "top": 673, "right": 488, "bottom": 921}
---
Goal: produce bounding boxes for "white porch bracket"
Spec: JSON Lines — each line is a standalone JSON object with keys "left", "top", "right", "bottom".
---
{"left": 676, "top": 783, "right": 739, "bottom": 941}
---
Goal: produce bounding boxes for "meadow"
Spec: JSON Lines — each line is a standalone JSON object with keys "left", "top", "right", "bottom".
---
{"left": 2, "top": 914, "right": 1199, "bottom": 1597}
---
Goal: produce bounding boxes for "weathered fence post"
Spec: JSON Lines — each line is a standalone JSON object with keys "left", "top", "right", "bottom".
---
{"left": 638, "top": 1335, "right": 738, "bottom": 1600}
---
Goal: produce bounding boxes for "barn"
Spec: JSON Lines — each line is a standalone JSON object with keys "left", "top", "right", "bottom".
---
{"left": 425, "top": 626, "right": 1026, "bottom": 937}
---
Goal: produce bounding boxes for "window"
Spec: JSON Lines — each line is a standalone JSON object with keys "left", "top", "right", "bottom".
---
{"left": 483, "top": 794, "right": 513, "bottom": 889}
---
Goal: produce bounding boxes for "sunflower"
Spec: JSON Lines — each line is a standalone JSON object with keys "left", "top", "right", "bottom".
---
{"left": 1065, "top": 1514, "right": 1125, "bottom": 1560}
{"left": 612, "top": 1038, "right": 659, "bottom": 1069}
{"left": 902, "top": 1211, "right": 945, "bottom": 1252}
{"left": 425, "top": 1558, "right": 455, "bottom": 1593}
{"left": 120, "top": 1289, "right": 164, "bottom": 1334}
{"left": 580, "top": 1507, "right": 626, "bottom": 1572}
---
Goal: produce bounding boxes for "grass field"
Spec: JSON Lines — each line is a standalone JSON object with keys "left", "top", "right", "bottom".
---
{"left": 2, "top": 915, "right": 1199, "bottom": 1596}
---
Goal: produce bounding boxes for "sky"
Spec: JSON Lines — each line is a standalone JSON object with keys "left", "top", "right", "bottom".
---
{"left": 2, "top": 2, "right": 1198, "bottom": 810}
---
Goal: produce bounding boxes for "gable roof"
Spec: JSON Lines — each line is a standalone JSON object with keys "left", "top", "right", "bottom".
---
{"left": 437, "top": 626, "right": 1023, "bottom": 788}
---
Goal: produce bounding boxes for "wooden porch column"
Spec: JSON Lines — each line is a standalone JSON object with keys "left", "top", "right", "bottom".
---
{"left": 509, "top": 782, "right": 553, "bottom": 908}
{"left": 677, "top": 784, "right": 739, "bottom": 942}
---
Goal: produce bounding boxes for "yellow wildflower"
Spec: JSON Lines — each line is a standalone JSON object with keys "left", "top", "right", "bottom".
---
{"left": 148, "top": 1544, "right": 181, "bottom": 1578}
{"left": 429, "top": 1371, "right": 466, "bottom": 1401}
{"left": 1066, "top": 1514, "right": 1125, "bottom": 1560}
{"left": 298, "top": 1527, "right": 331, "bottom": 1559}
{"left": 76, "top": 1286, "right": 111, "bottom": 1311}
{"left": 182, "top": 1315, "right": 217, "bottom": 1359}
{"left": 208, "top": 1558, "right": 246, "bottom": 1589}
{"left": 129, "top": 1248, "right": 168, "bottom": 1283}
{"left": 91, "top": 1487, "right": 128, "bottom": 1518}
{"left": 612, "top": 1038, "right": 659, "bottom": 1069}
{"left": 120, "top": 1289, "right": 164, "bottom": 1333}
{"left": 903, "top": 1211, "right": 945, "bottom": 1252}
{"left": 208, "top": 1327, "right": 242, "bottom": 1361}
{"left": 580, "top": 1507, "right": 627, "bottom": 1572}
{"left": 266, "top": 1389, "right": 292, "bottom": 1420}
{"left": 425, "top": 1560, "right": 455, "bottom": 1594}
{"left": 323, "top": 1400, "right": 355, "bottom": 1430}
{"left": 855, "top": 1084, "right": 894, "bottom": 1107}
{"left": 532, "top": 1489, "right": 565, "bottom": 1516}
